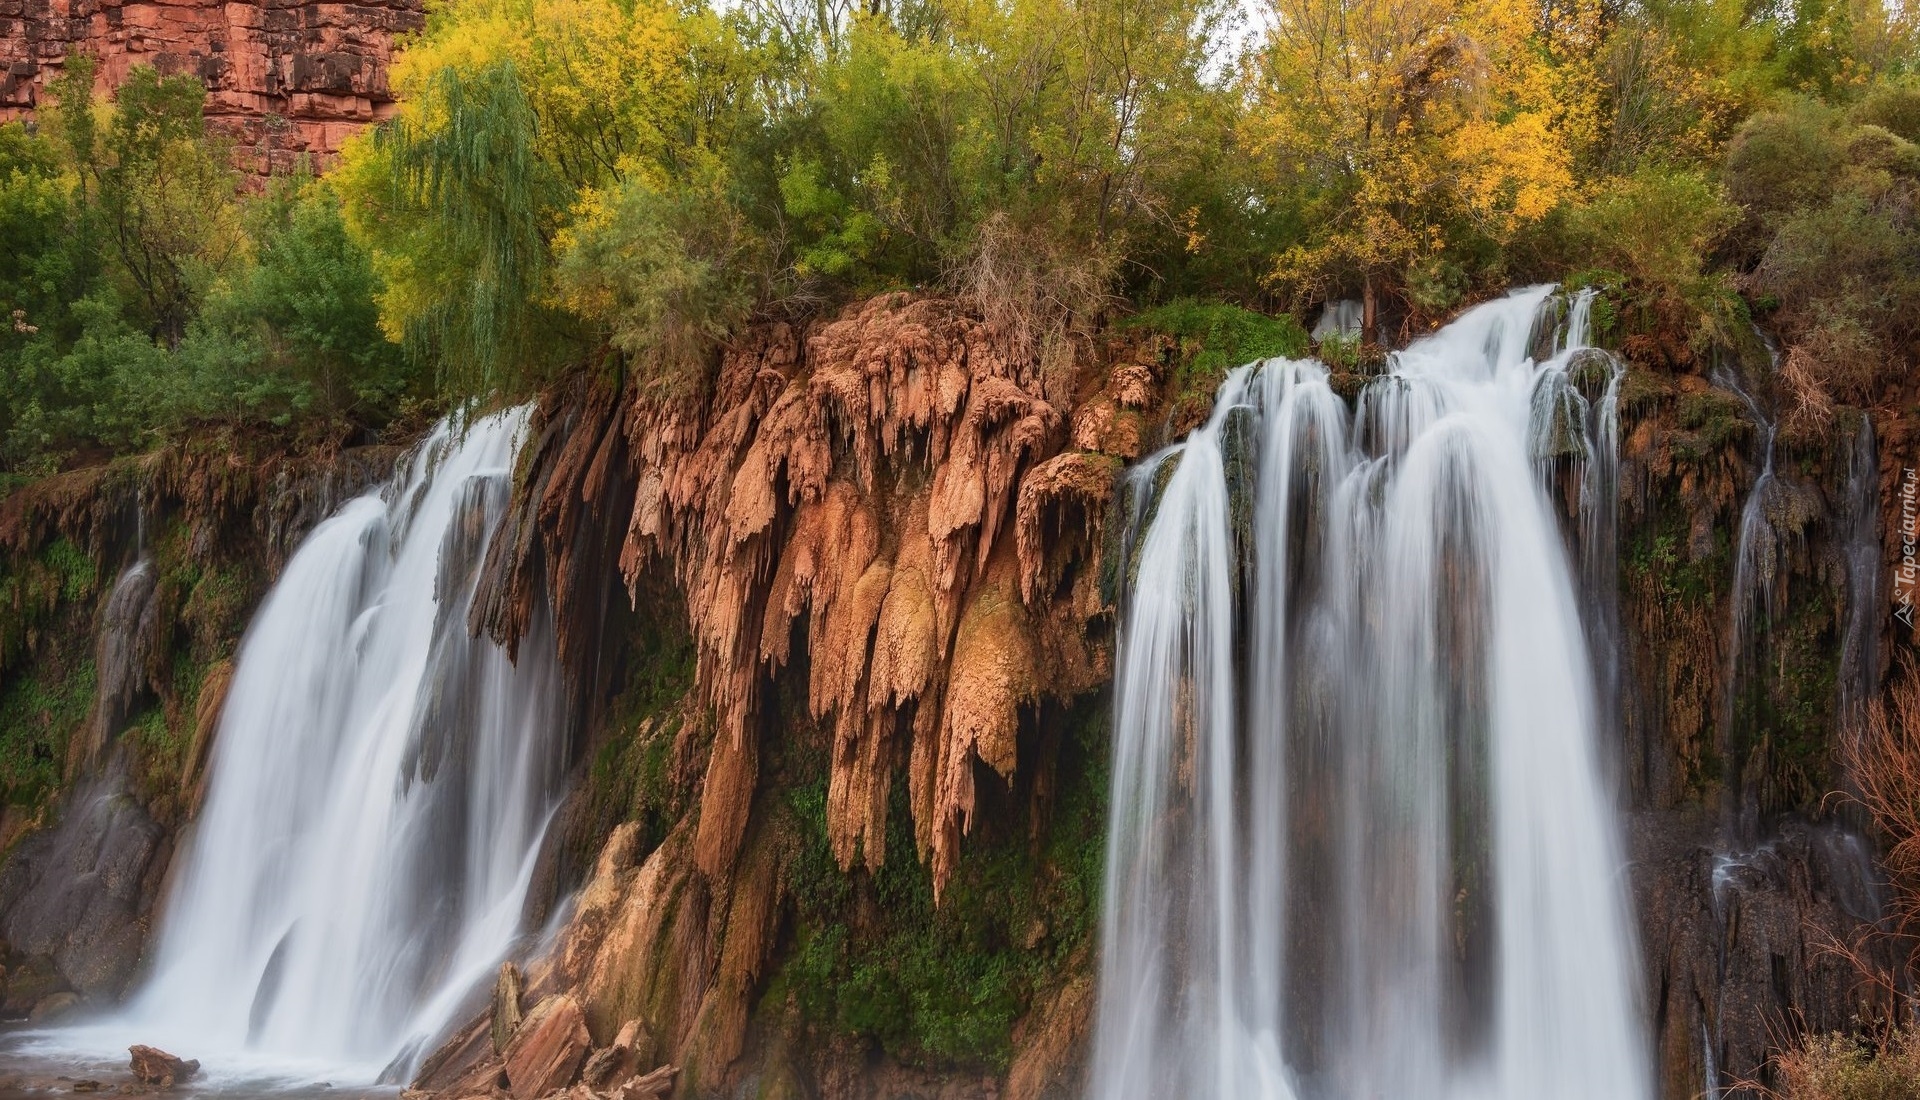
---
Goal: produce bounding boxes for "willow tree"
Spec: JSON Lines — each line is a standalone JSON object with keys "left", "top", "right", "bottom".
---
{"left": 335, "top": 0, "right": 717, "bottom": 399}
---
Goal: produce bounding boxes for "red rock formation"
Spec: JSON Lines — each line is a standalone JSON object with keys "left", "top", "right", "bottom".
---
{"left": 431, "top": 293, "right": 1162, "bottom": 1098}
{"left": 0, "top": 0, "right": 422, "bottom": 173}
{"left": 127, "top": 1045, "right": 198, "bottom": 1087}
{"left": 502, "top": 995, "right": 591, "bottom": 1100}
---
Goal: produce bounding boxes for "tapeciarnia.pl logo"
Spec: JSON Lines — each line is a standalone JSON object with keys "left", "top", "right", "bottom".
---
{"left": 1898, "top": 467, "right": 1918, "bottom": 628}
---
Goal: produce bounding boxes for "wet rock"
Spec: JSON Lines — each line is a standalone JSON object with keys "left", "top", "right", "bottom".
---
{"left": 0, "top": 763, "right": 167, "bottom": 1002}
{"left": 492, "top": 962, "right": 525, "bottom": 1054}
{"left": 28, "top": 990, "right": 79, "bottom": 1022}
{"left": 502, "top": 995, "right": 590, "bottom": 1100}
{"left": 127, "top": 1046, "right": 199, "bottom": 1088}
{"left": 1, "top": 955, "right": 66, "bottom": 1017}
{"left": 1633, "top": 813, "right": 1887, "bottom": 1099}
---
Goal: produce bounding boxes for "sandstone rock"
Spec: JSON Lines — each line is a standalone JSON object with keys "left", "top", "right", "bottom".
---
{"left": 611, "top": 1066, "right": 676, "bottom": 1100}
{"left": 492, "top": 962, "right": 525, "bottom": 1054}
{"left": 578, "top": 1018, "right": 651, "bottom": 1088}
{"left": 128, "top": 1046, "right": 199, "bottom": 1088}
{"left": 438, "top": 1059, "right": 507, "bottom": 1100}
{"left": 27, "top": 990, "right": 78, "bottom": 1022}
{"left": 501, "top": 995, "right": 590, "bottom": 1100}
{"left": 577, "top": 1047, "right": 622, "bottom": 1089}
{"left": 0, "top": 0, "right": 423, "bottom": 174}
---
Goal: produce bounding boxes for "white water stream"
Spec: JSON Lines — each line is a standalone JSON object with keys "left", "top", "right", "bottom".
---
{"left": 26, "top": 409, "right": 566, "bottom": 1086}
{"left": 1091, "top": 287, "right": 1649, "bottom": 1100}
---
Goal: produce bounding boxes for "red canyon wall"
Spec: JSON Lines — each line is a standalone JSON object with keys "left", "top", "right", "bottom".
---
{"left": 0, "top": 0, "right": 420, "bottom": 172}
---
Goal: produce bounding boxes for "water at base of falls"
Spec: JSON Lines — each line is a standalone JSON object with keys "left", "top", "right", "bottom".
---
{"left": 1091, "top": 287, "right": 1649, "bottom": 1100}
{"left": 20, "top": 408, "right": 568, "bottom": 1088}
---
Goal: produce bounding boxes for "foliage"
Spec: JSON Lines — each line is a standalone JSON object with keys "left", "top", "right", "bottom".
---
{"left": 554, "top": 176, "right": 765, "bottom": 391}
{"left": 1248, "top": 0, "right": 1588, "bottom": 318}
{"left": 1735, "top": 94, "right": 1920, "bottom": 439}
{"left": 4, "top": 0, "right": 1920, "bottom": 468}
{"left": 771, "top": 694, "right": 1109, "bottom": 1069}
{"left": 1127, "top": 299, "right": 1310, "bottom": 391}
{"left": 1559, "top": 167, "right": 1744, "bottom": 346}
{"left": 0, "top": 61, "right": 414, "bottom": 475}
{"left": 1770, "top": 1030, "right": 1920, "bottom": 1099}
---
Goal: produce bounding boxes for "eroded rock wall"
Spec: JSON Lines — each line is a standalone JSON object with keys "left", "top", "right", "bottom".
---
{"left": 3, "top": 291, "right": 1911, "bottom": 1099}
{"left": 0, "top": 0, "right": 421, "bottom": 172}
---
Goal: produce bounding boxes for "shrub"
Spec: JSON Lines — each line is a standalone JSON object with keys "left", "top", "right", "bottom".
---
{"left": 1853, "top": 83, "right": 1920, "bottom": 143}
{"left": 1726, "top": 99, "right": 1850, "bottom": 227}
{"left": 1559, "top": 167, "right": 1743, "bottom": 349}
{"left": 555, "top": 176, "right": 765, "bottom": 394}
{"left": 1771, "top": 1031, "right": 1920, "bottom": 1100}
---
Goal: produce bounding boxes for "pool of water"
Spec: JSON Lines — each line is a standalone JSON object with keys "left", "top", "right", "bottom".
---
{"left": 0, "top": 1025, "right": 399, "bottom": 1100}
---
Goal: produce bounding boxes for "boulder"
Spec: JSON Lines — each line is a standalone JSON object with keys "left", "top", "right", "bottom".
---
{"left": 128, "top": 1046, "right": 199, "bottom": 1088}
{"left": 491, "top": 962, "right": 525, "bottom": 1054}
{"left": 27, "top": 990, "right": 78, "bottom": 1022}
{"left": 501, "top": 995, "right": 590, "bottom": 1100}
{"left": 612, "top": 1066, "right": 677, "bottom": 1100}
{"left": 440, "top": 1058, "right": 508, "bottom": 1100}
{"left": 578, "top": 1019, "right": 651, "bottom": 1088}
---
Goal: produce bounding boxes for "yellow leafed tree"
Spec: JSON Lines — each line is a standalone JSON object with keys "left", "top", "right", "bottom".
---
{"left": 1249, "top": 0, "right": 1591, "bottom": 329}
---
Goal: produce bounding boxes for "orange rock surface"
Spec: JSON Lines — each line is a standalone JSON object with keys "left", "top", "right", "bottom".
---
{"left": 0, "top": 0, "right": 422, "bottom": 172}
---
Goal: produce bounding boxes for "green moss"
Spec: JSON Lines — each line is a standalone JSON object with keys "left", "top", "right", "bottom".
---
{"left": 42, "top": 540, "right": 97, "bottom": 604}
{"left": 1617, "top": 368, "right": 1673, "bottom": 416}
{"left": 766, "top": 694, "right": 1110, "bottom": 1071}
{"left": 0, "top": 658, "right": 95, "bottom": 808}
{"left": 1564, "top": 271, "right": 1624, "bottom": 347}
{"left": 0, "top": 539, "right": 99, "bottom": 674}
{"left": 1127, "top": 299, "right": 1310, "bottom": 397}
{"left": 1673, "top": 390, "right": 1754, "bottom": 459}
{"left": 1733, "top": 585, "right": 1843, "bottom": 813}
{"left": 1623, "top": 515, "right": 1728, "bottom": 610}
{"left": 575, "top": 595, "right": 700, "bottom": 863}
{"left": 180, "top": 563, "right": 254, "bottom": 658}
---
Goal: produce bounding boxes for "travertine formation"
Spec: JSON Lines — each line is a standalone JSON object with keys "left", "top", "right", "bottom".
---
{"left": 0, "top": 0, "right": 422, "bottom": 172}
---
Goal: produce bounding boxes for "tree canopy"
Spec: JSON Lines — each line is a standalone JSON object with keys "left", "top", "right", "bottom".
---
{"left": 1, "top": 0, "right": 1916, "bottom": 473}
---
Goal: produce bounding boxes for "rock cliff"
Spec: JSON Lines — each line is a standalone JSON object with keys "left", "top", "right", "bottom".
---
{"left": 0, "top": 292, "right": 1911, "bottom": 1099}
{"left": 0, "top": 0, "right": 420, "bottom": 172}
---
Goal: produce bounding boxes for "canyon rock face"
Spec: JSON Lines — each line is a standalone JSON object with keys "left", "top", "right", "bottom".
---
{"left": 0, "top": 292, "right": 1908, "bottom": 1099}
{"left": 0, "top": 0, "right": 422, "bottom": 173}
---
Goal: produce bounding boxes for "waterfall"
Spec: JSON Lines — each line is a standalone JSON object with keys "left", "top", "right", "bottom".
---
{"left": 1713, "top": 340, "right": 1781, "bottom": 839}
{"left": 53, "top": 408, "right": 568, "bottom": 1082}
{"left": 1091, "top": 287, "right": 1649, "bottom": 1100}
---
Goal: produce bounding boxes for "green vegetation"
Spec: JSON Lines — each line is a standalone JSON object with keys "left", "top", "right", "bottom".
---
{"left": 0, "top": 658, "right": 94, "bottom": 809}
{"left": 1, "top": 58, "right": 425, "bottom": 475}
{"left": 1129, "top": 300, "right": 1311, "bottom": 391}
{"left": 1, "top": 0, "right": 1915, "bottom": 475}
{"left": 768, "top": 694, "right": 1109, "bottom": 1068}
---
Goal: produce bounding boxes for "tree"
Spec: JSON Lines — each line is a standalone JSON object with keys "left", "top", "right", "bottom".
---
{"left": 85, "top": 65, "right": 244, "bottom": 347}
{"left": 1248, "top": 0, "right": 1584, "bottom": 329}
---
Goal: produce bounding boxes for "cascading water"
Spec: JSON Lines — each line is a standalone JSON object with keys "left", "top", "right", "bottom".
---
{"left": 1091, "top": 287, "right": 1649, "bottom": 1100}
{"left": 42, "top": 408, "right": 568, "bottom": 1083}
{"left": 1713, "top": 338, "right": 1782, "bottom": 839}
